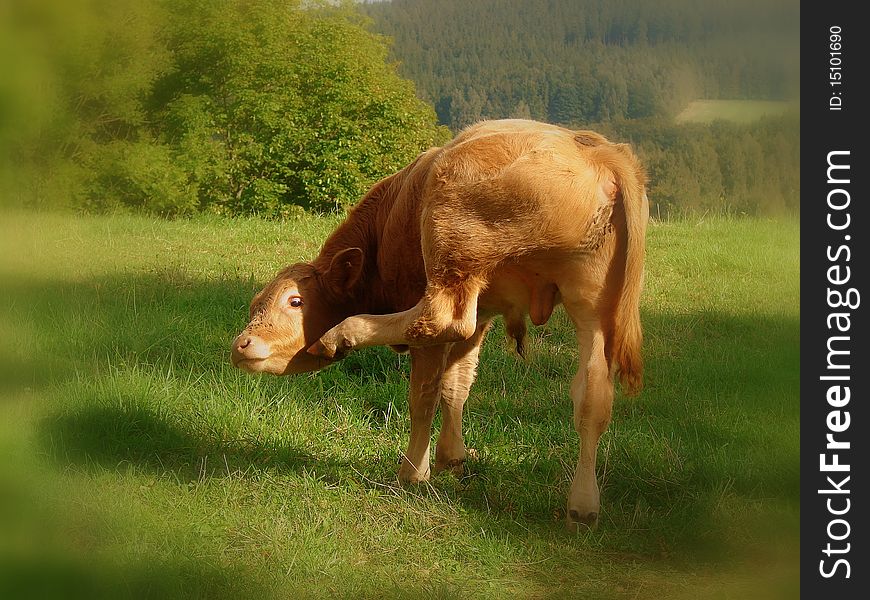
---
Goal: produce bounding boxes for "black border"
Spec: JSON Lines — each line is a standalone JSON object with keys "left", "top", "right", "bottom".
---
{"left": 801, "top": 2, "right": 868, "bottom": 595}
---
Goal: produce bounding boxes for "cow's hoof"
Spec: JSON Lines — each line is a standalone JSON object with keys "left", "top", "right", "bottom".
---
{"left": 567, "top": 509, "right": 599, "bottom": 531}
{"left": 307, "top": 336, "right": 352, "bottom": 360}
{"left": 398, "top": 463, "right": 430, "bottom": 484}
{"left": 307, "top": 339, "right": 335, "bottom": 359}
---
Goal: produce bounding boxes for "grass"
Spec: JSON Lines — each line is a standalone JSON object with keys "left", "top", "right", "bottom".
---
{"left": 675, "top": 99, "right": 798, "bottom": 124}
{"left": 0, "top": 210, "right": 799, "bottom": 599}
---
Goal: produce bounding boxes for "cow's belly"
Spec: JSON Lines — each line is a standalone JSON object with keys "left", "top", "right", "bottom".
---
{"left": 478, "top": 253, "right": 608, "bottom": 328}
{"left": 478, "top": 265, "right": 560, "bottom": 327}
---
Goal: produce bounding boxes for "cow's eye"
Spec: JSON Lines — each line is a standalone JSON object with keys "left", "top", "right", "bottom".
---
{"left": 289, "top": 296, "right": 304, "bottom": 308}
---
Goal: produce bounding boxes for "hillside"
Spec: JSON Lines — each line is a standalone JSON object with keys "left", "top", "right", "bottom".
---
{"left": 363, "top": 0, "right": 800, "bottom": 129}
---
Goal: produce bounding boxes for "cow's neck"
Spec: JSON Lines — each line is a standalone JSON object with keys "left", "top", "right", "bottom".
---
{"left": 313, "top": 172, "right": 404, "bottom": 314}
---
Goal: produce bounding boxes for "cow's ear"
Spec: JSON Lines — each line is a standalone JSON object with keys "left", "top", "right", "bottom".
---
{"left": 324, "top": 247, "right": 364, "bottom": 294}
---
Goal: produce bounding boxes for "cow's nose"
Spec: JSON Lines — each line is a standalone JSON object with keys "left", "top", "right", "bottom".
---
{"left": 231, "top": 333, "right": 271, "bottom": 365}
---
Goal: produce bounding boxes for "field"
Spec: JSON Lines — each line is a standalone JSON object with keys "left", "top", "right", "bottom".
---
{"left": 675, "top": 100, "right": 798, "bottom": 124}
{"left": 1, "top": 211, "right": 799, "bottom": 599}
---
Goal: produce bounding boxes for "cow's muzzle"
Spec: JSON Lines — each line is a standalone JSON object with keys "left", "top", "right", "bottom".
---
{"left": 231, "top": 333, "right": 271, "bottom": 368}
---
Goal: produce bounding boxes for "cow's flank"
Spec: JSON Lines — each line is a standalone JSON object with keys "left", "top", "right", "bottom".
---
{"left": 231, "top": 118, "right": 648, "bottom": 530}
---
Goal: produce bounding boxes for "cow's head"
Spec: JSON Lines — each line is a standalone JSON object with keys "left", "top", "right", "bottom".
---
{"left": 230, "top": 248, "right": 364, "bottom": 375}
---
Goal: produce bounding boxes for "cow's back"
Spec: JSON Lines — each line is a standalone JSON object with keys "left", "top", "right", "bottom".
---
{"left": 370, "top": 119, "right": 626, "bottom": 314}
{"left": 422, "top": 120, "right": 617, "bottom": 269}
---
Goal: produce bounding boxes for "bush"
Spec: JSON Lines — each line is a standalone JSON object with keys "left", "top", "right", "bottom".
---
{"left": 2, "top": 0, "right": 449, "bottom": 215}
{"left": 79, "top": 141, "right": 199, "bottom": 216}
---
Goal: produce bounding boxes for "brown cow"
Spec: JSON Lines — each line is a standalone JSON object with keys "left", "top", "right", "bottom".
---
{"left": 231, "top": 119, "right": 648, "bottom": 529}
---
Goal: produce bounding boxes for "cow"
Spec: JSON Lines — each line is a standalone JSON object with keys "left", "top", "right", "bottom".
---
{"left": 231, "top": 119, "right": 648, "bottom": 530}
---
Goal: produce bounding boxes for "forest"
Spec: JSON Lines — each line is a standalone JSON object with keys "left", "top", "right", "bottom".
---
{"left": 2, "top": 0, "right": 800, "bottom": 217}
{"left": 363, "top": 0, "right": 800, "bottom": 128}
{"left": 363, "top": 0, "right": 800, "bottom": 216}
{"left": 598, "top": 116, "right": 799, "bottom": 216}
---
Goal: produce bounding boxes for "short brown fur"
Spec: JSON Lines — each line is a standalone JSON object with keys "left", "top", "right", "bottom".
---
{"left": 231, "top": 119, "right": 648, "bottom": 529}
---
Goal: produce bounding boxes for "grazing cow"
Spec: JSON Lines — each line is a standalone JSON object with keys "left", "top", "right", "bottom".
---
{"left": 231, "top": 119, "right": 648, "bottom": 529}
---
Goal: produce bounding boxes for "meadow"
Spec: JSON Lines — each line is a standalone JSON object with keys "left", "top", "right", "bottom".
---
{"left": 674, "top": 99, "right": 798, "bottom": 124}
{"left": 0, "top": 210, "right": 799, "bottom": 599}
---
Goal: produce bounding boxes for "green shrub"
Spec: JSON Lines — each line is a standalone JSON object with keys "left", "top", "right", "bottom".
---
{"left": 3, "top": 0, "right": 449, "bottom": 215}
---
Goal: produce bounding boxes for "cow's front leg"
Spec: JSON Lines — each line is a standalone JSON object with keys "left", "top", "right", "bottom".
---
{"left": 398, "top": 345, "right": 448, "bottom": 483}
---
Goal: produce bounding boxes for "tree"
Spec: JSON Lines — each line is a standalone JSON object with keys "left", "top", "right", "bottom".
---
{"left": 154, "top": 0, "right": 451, "bottom": 214}
{"left": 1, "top": 0, "right": 174, "bottom": 208}
{"left": 5, "top": 0, "right": 449, "bottom": 215}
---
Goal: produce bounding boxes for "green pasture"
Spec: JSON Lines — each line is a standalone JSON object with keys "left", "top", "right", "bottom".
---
{"left": 1, "top": 211, "right": 799, "bottom": 599}
{"left": 675, "top": 100, "right": 798, "bottom": 124}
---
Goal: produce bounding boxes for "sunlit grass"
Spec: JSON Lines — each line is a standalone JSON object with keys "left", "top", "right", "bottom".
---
{"left": 1, "top": 210, "right": 799, "bottom": 599}
{"left": 675, "top": 99, "right": 798, "bottom": 124}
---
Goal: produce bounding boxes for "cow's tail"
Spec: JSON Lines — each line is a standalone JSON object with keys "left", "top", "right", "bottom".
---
{"left": 585, "top": 137, "right": 648, "bottom": 396}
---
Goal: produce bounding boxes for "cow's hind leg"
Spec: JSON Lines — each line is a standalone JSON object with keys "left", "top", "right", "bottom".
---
{"left": 398, "top": 345, "right": 449, "bottom": 483}
{"left": 309, "top": 279, "right": 482, "bottom": 358}
{"left": 433, "top": 320, "right": 490, "bottom": 476}
{"left": 564, "top": 309, "right": 614, "bottom": 530}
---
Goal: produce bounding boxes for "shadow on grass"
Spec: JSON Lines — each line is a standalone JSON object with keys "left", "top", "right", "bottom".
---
{"left": 5, "top": 269, "right": 408, "bottom": 390}
{"left": 0, "top": 555, "right": 269, "bottom": 600}
{"left": 39, "top": 402, "right": 352, "bottom": 485}
{"left": 3, "top": 270, "right": 258, "bottom": 388}
{"left": 19, "top": 269, "right": 799, "bottom": 561}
